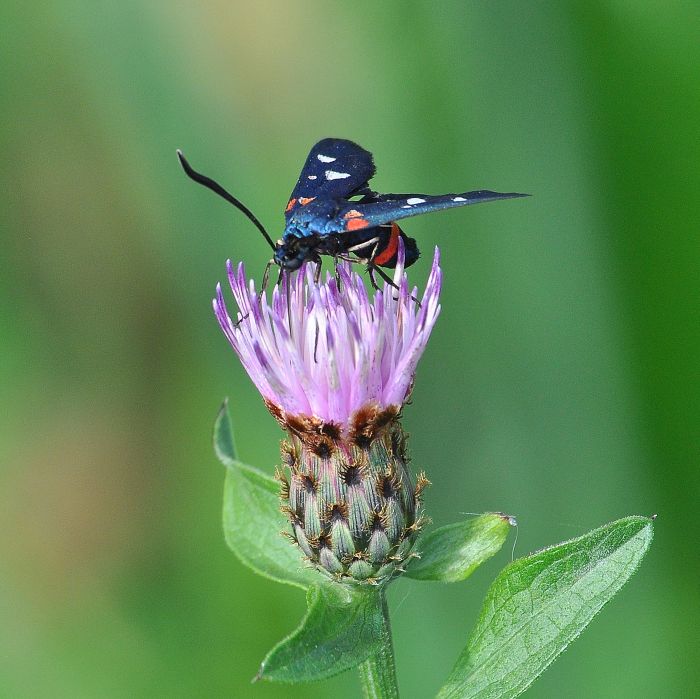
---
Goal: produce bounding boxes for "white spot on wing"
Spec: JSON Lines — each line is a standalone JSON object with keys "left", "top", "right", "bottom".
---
{"left": 402, "top": 205, "right": 411, "bottom": 209}
{"left": 406, "top": 197, "right": 426, "bottom": 205}
{"left": 308, "top": 175, "right": 317, "bottom": 180}
{"left": 453, "top": 196, "right": 467, "bottom": 201}
{"left": 317, "top": 154, "right": 336, "bottom": 163}
{"left": 325, "top": 170, "right": 351, "bottom": 180}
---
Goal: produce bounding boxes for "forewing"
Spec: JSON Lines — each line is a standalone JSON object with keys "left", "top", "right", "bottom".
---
{"left": 285, "top": 138, "right": 376, "bottom": 216}
{"left": 328, "top": 190, "right": 529, "bottom": 232}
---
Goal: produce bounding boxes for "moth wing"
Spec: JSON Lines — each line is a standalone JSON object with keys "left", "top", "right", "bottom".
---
{"left": 285, "top": 138, "right": 376, "bottom": 216}
{"left": 327, "top": 190, "right": 529, "bottom": 232}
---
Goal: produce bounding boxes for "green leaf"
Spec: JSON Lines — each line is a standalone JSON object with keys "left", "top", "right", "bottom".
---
{"left": 213, "top": 399, "right": 237, "bottom": 465}
{"left": 437, "top": 515, "right": 654, "bottom": 699}
{"left": 406, "top": 513, "right": 513, "bottom": 583}
{"left": 223, "top": 462, "right": 319, "bottom": 589}
{"left": 216, "top": 402, "right": 319, "bottom": 589}
{"left": 258, "top": 583, "right": 385, "bottom": 683}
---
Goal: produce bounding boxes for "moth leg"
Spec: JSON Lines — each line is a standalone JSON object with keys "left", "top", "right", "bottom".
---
{"left": 334, "top": 254, "right": 369, "bottom": 290}
{"left": 366, "top": 238, "right": 386, "bottom": 293}
{"left": 228, "top": 310, "right": 251, "bottom": 330}
{"left": 344, "top": 238, "right": 383, "bottom": 290}
{"left": 336, "top": 253, "right": 395, "bottom": 293}
{"left": 337, "top": 240, "right": 400, "bottom": 296}
{"left": 313, "top": 319, "right": 320, "bottom": 364}
{"left": 313, "top": 259, "right": 323, "bottom": 284}
{"left": 335, "top": 253, "right": 363, "bottom": 265}
{"left": 332, "top": 256, "right": 343, "bottom": 291}
{"left": 367, "top": 265, "right": 381, "bottom": 292}
{"left": 368, "top": 262, "right": 421, "bottom": 308}
{"left": 346, "top": 236, "right": 380, "bottom": 254}
{"left": 260, "top": 259, "right": 274, "bottom": 297}
{"left": 284, "top": 270, "right": 293, "bottom": 332}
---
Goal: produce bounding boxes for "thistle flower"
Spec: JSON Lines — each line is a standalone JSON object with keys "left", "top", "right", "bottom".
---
{"left": 214, "top": 244, "right": 442, "bottom": 584}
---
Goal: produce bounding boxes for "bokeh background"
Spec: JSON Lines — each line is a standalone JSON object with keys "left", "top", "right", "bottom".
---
{"left": 2, "top": 2, "right": 698, "bottom": 697}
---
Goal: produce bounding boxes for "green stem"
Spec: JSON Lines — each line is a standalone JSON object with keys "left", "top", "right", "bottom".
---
{"left": 358, "top": 590, "right": 399, "bottom": 699}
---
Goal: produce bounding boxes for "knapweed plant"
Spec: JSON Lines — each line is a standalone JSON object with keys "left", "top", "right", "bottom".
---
{"left": 212, "top": 246, "right": 653, "bottom": 698}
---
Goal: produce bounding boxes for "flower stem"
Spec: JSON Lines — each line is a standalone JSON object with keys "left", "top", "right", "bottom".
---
{"left": 358, "top": 590, "right": 399, "bottom": 699}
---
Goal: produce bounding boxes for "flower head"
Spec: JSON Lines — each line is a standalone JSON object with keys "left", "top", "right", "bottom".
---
{"left": 213, "top": 244, "right": 440, "bottom": 584}
{"left": 213, "top": 244, "right": 442, "bottom": 434}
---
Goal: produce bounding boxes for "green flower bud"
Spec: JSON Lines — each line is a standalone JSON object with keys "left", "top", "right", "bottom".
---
{"left": 273, "top": 403, "right": 429, "bottom": 585}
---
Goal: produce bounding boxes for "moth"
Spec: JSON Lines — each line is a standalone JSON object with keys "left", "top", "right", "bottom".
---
{"left": 178, "top": 137, "right": 526, "bottom": 288}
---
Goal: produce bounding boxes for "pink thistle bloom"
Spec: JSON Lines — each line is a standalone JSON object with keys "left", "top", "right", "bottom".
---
{"left": 214, "top": 242, "right": 439, "bottom": 582}
{"left": 213, "top": 244, "right": 442, "bottom": 435}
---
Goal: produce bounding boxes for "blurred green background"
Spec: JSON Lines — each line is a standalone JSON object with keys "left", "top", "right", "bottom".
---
{"left": 1, "top": 2, "right": 698, "bottom": 697}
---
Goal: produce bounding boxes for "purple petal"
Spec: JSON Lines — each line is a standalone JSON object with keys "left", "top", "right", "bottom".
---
{"left": 212, "top": 247, "right": 443, "bottom": 434}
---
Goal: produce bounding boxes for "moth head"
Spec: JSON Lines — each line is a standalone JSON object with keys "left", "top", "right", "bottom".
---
{"left": 274, "top": 238, "right": 314, "bottom": 271}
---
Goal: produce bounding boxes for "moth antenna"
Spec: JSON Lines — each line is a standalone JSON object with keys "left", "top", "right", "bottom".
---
{"left": 176, "top": 149, "right": 276, "bottom": 251}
